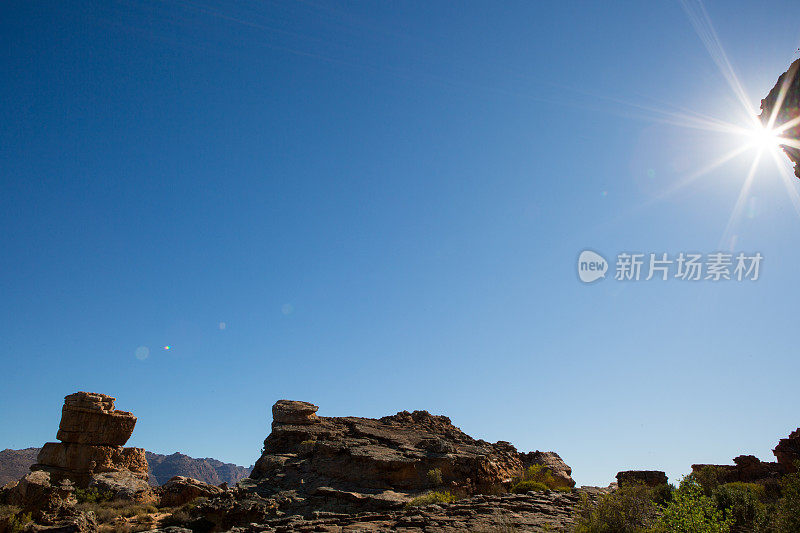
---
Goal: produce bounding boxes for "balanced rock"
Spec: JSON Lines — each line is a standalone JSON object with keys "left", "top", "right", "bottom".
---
{"left": 31, "top": 392, "right": 148, "bottom": 487}
{"left": 56, "top": 392, "right": 137, "bottom": 446}
{"left": 761, "top": 59, "right": 800, "bottom": 177}
{"left": 248, "top": 400, "right": 574, "bottom": 514}
{"left": 271, "top": 400, "right": 319, "bottom": 426}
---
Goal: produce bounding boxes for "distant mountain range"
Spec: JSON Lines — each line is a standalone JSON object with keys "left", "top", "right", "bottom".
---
{"left": 0, "top": 448, "right": 252, "bottom": 487}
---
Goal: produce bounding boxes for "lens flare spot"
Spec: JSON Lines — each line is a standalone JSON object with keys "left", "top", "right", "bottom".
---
{"left": 163, "top": 345, "right": 171, "bottom": 350}
{"left": 281, "top": 303, "right": 294, "bottom": 315}
{"left": 135, "top": 346, "right": 150, "bottom": 360}
{"left": 219, "top": 321, "right": 226, "bottom": 330}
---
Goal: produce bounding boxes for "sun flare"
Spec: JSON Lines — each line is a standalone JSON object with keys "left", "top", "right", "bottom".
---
{"left": 747, "top": 124, "right": 782, "bottom": 151}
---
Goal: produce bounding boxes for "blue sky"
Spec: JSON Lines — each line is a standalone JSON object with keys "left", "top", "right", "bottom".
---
{"left": 2, "top": 1, "right": 800, "bottom": 486}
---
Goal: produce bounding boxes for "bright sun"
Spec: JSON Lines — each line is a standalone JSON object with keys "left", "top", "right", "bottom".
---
{"left": 747, "top": 124, "right": 782, "bottom": 151}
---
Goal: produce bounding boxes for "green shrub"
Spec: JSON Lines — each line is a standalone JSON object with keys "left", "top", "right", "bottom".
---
{"left": 690, "top": 466, "right": 723, "bottom": 497}
{"left": 426, "top": 468, "right": 443, "bottom": 486}
{"left": 510, "top": 480, "right": 548, "bottom": 494}
{"left": 406, "top": 491, "right": 458, "bottom": 507}
{"left": 653, "top": 477, "right": 732, "bottom": 533}
{"left": 75, "top": 487, "right": 113, "bottom": 504}
{"left": 6, "top": 511, "right": 32, "bottom": 533}
{"left": 512, "top": 464, "right": 570, "bottom": 492}
{"left": 712, "top": 482, "right": 768, "bottom": 532}
{"left": 774, "top": 463, "right": 800, "bottom": 533}
{"left": 574, "top": 483, "right": 660, "bottom": 533}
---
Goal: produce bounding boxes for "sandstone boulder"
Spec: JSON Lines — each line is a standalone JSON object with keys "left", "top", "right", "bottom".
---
{"left": 6, "top": 471, "right": 75, "bottom": 512}
{"left": 521, "top": 451, "right": 575, "bottom": 488}
{"left": 160, "top": 476, "right": 224, "bottom": 507}
{"left": 89, "top": 471, "right": 155, "bottom": 502}
{"left": 31, "top": 392, "right": 149, "bottom": 488}
{"left": 271, "top": 400, "right": 319, "bottom": 426}
{"left": 56, "top": 392, "right": 137, "bottom": 446}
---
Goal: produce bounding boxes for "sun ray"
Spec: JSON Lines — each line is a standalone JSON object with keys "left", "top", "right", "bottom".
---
{"left": 720, "top": 150, "right": 763, "bottom": 250}
{"left": 768, "top": 148, "right": 800, "bottom": 218}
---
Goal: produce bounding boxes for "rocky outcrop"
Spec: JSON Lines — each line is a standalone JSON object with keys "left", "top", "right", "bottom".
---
{"left": 616, "top": 470, "right": 668, "bottom": 487}
{"left": 521, "top": 450, "right": 575, "bottom": 488}
{"left": 90, "top": 471, "right": 155, "bottom": 502}
{"left": 149, "top": 488, "right": 607, "bottom": 533}
{"left": 247, "top": 400, "right": 574, "bottom": 515}
{"left": 689, "top": 428, "right": 800, "bottom": 484}
{"left": 160, "top": 476, "right": 224, "bottom": 507}
{"left": 4, "top": 471, "right": 75, "bottom": 512}
{"left": 773, "top": 428, "right": 800, "bottom": 473}
{"left": 761, "top": 59, "right": 800, "bottom": 177}
{"left": 31, "top": 392, "right": 148, "bottom": 487}
{"left": 692, "top": 454, "right": 785, "bottom": 484}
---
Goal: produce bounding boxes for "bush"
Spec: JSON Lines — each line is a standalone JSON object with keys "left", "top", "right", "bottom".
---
{"left": 574, "top": 482, "right": 660, "bottom": 533}
{"left": 510, "top": 480, "right": 548, "bottom": 494}
{"left": 690, "top": 466, "right": 722, "bottom": 497}
{"left": 406, "top": 491, "right": 459, "bottom": 507}
{"left": 712, "top": 482, "right": 768, "bottom": 532}
{"left": 653, "top": 477, "right": 732, "bottom": 533}
{"left": 774, "top": 464, "right": 800, "bottom": 533}
{"left": 6, "top": 511, "right": 32, "bottom": 533}
{"left": 511, "top": 465, "right": 570, "bottom": 492}
{"left": 75, "top": 487, "right": 113, "bottom": 504}
{"left": 426, "top": 468, "right": 443, "bottom": 486}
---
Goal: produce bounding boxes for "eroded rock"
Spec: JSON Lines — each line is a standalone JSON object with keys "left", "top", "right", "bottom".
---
{"left": 247, "top": 400, "right": 574, "bottom": 517}
{"left": 773, "top": 428, "right": 800, "bottom": 473}
{"left": 160, "top": 476, "right": 224, "bottom": 507}
{"left": 31, "top": 392, "right": 148, "bottom": 487}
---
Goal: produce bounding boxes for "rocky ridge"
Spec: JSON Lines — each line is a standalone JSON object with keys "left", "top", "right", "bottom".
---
{"left": 246, "top": 400, "right": 574, "bottom": 515}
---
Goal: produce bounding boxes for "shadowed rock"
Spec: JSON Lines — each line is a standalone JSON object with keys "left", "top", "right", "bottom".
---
{"left": 616, "top": 470, "right": 668, "bottom": 487}
{"left": 760, "top": 59, "right": 800, "bottom": 177}
{"left": 774, "top": 428, "right": 800, "bottom": 473}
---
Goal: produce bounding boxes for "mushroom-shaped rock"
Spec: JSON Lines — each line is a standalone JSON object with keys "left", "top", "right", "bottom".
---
{"left": 271, "top": 400, "right": 320, "bottom": 426}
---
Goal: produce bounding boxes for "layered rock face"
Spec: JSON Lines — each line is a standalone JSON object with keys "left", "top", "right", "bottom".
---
{"left": 31, "top": 392, "right": 149, "bottom": 486}
{"left": 248, "top": 400, "right": 574, "bottom": 514}
{"left": 761, "top": 59, "right": 800, "bottom": 177}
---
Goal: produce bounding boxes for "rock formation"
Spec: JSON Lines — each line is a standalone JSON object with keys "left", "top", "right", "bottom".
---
{"left": 689, "top": 428, "right": 800, "bottom": 485}
{"left": 760, "top": 59, "right": 800, "bottom": 177}
{"left": 616, "top": 470, "right": 668, "bottom": 487}
{"left": 169, "top": 487, "right": 608, "bottom": 533}
{"left": 773, "top": 428, "right": 800, "bottom": 473}
{"left": 247, "top": 400, "right": 574, "bottom": 515}
{"left": 31, "top": 392, "right": 149, "bottom": 487}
